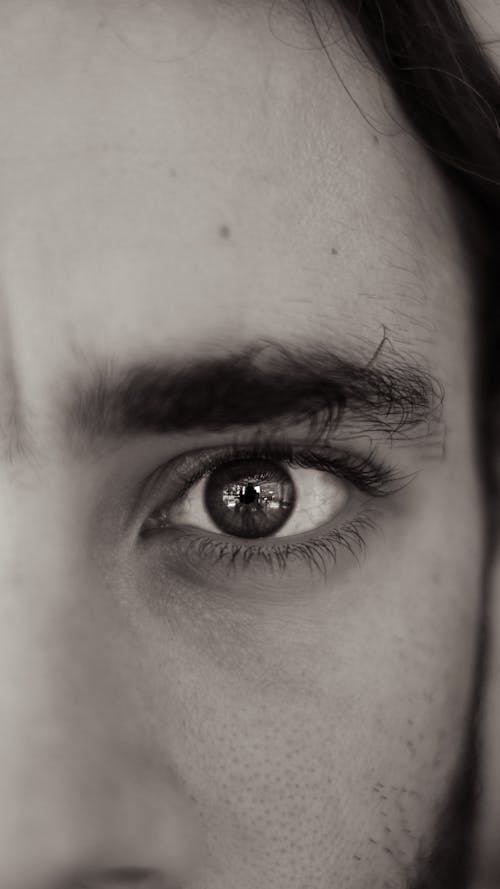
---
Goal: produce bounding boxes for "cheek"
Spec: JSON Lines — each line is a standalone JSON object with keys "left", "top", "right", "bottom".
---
{"left": 116, "top": 542, "right": 480, "bottom": 889}
{"left": 102, "top": 435, "right": 482, "bottom": 889}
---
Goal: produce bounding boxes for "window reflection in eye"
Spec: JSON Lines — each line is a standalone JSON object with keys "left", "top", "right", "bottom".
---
{"left": 139, "top": 436, "right": 406, "bottom": 581}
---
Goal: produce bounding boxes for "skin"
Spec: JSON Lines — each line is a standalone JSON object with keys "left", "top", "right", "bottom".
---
{"left": 0, "top": 1, "right": 486, "bottom": 888}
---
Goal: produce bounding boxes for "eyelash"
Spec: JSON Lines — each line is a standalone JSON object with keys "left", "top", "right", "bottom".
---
{"left": 140, "top": 436, "right": 404, "bottom": 580}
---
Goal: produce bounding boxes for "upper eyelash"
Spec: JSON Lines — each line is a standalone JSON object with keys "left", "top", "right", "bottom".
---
{"left": 178, "top": 438, "right": 399, "bottom": 498}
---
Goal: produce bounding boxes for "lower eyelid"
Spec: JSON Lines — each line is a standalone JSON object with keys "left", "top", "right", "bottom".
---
{"left": 141, "top": 502, "right": 379, "bottom": 588}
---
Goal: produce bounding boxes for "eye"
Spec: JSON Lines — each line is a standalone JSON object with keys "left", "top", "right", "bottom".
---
{"left": 144, "top": 455, "right": 350, "bottom": 540}
{"left": 179, "top": 457, "right": 349, "bottom": 539}
{"left": 139, "top": 439, "right": 402, "bottom": 582}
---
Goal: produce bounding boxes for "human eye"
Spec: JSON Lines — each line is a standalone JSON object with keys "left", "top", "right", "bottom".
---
{"left": 138, "top": 436, "right": 405, "bottom": 584}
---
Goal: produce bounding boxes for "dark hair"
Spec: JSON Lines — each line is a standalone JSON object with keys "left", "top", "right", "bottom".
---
{"left": 306, "top": 2, "right": 500, "bottom": 886}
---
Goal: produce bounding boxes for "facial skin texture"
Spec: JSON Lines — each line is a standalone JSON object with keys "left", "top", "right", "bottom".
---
{"left": 0, "top": 2, "right": 485, "bottom": 888}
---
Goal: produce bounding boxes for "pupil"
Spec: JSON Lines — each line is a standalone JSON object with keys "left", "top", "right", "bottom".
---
{"left": 204, "top": 459, "right": 296, "bottom": 539}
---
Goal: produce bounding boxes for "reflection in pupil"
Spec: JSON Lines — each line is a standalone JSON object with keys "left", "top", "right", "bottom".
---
{"left": 240, "top": 482, "right": 258, "bottom": 505}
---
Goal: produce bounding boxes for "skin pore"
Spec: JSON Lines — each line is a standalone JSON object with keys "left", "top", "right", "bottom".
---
{"left": 0, "top": 1, "right": 486, "bottom": 888}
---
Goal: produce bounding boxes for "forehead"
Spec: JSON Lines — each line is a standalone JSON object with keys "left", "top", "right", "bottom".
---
{"left": 0, "top": 0, "right": 472, "bottom": 403}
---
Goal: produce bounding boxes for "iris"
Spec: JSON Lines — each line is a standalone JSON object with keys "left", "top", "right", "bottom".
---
{"left": 203, "top": 458, "right": 296, "bottom": 538}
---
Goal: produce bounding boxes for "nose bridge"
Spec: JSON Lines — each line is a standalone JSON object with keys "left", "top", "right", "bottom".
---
{"left": 0, "top": 477, "right": 202, "bottom": 888}
{"left": 0, "top": 471, "right": 105, "bottom": 736}
{"left": 0, "top": 461, "right": 117, "bottom": 679}
{"left": 0, "top": 478, "right": 119, "bottom": 869}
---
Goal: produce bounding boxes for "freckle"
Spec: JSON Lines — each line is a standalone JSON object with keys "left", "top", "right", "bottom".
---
{"left": 219, "top": 224, "right": 231, "bottom": 239}
{"left": 169, "top": 168, "right": 177, "bottom": 178}
{"left": 354, "top": 854, "right": 362, "bottom": 861}
{"left": 331, "top": 246, "right": 338, "bottom": 255}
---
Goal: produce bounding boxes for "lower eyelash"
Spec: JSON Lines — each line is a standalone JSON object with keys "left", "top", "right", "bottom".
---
{"left": 169, "top": 507, "right": 378, "bottom": 581}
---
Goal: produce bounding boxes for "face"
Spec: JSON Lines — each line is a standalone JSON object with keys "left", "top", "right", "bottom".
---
{"left": 0, "top": 2, "right": 485, "bottom": 888}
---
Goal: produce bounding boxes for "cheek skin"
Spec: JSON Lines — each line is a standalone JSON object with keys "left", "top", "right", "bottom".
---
{"left": 122, "top": 615, "right": 475, "bottom": 889}
{"left": 109, "top": 470, "right": 480, "bottom": 889}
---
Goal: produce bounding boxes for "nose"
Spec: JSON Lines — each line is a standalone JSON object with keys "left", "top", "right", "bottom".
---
{"left": 0, "top": 486, "right": 201, "bottom": 889}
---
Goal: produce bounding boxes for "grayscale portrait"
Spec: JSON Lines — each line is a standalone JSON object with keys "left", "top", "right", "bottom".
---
{"left": 0, "top": 2, "right": 499, "bottom": 889}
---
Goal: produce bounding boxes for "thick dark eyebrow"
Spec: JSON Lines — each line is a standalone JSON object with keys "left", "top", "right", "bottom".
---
{"left": 64, "top": 339, "right": 444, "bottom": 449}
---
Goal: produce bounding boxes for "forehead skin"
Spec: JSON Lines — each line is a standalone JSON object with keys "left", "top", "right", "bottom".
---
{"left": 0, "top": 2, "right": 484, "bottom": 889}
{"left": 0, "top": 0, "right": 471, "bottom": 394}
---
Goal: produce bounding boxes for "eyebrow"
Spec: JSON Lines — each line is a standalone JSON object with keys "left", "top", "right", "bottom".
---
{"left": 64, "top": 338, "right": 444, "bottom": 450}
